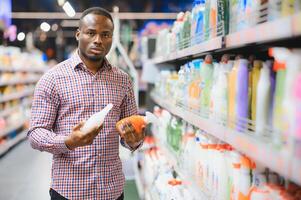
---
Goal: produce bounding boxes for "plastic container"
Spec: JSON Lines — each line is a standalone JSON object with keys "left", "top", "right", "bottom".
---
{"left": 80, "top": 103, "right": 113, "bottom": 134}
{"left": 251, "top": 60, "right": 262, "bottom": 122}
{"left": 116, "top": 111, "right": 159, "bottom": 137}
{"left": 236, "top": 59, "right": 249, "bottom": 132}
{"left": 255, "top": 63, "right": 271, "bottom": 136}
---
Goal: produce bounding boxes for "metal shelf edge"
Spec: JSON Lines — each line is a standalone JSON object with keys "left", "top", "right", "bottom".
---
{"left": 151, "top": 94, "right": 300, "bottom": 185}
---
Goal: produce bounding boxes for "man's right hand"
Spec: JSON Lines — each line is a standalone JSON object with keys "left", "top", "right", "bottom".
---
{"left": 64, "top": 121, "right": 103, "bottom": 150}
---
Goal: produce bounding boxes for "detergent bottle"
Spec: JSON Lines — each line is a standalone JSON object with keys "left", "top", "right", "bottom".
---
{"left": 81, "top": 103, "right": 113, "bottom": 134}
{"left": 282, "top": 50, "right": 301, "bottom": 152}
{"left": 230, "top": 151, "right": 241, "bottom": 200}
{"left": 255, "top": 63, "right": 271, "bottom": 136}
{"left": 238, "top": 155, "right": 254, "bottom": 200}
{"left": 228, "top": 59, "right": 239, "bottom": 128}
{"left": 116, "top": 111, "right": 159, "bottom": 140}
{"left": 200, "top": 55, "right": 214, "bottom": 114}
{"left": 251, "top": 60, "right": 263, "bottom": 122}
{"left": 269, "top": 48, "right": 290, "bottom": 147}
{"left": 236, "top": 59, "right": 249, "bottom": 132}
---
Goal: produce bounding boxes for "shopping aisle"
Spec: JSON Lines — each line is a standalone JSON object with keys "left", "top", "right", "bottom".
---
{"left": 0, "top": 140, "right": 140, "bottom": 200}
{"left": 0, "top": 140, "right": 52, "bottom": 200}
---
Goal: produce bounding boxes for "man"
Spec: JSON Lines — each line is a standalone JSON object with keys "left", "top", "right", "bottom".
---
{"left": 28, "top": 7, "right": 144, "bottom": 200}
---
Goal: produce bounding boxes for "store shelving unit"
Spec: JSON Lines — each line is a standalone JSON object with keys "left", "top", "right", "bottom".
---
{"left": 0, "top": 47, "right": 45, "bottom": 157}
{"left": 0, "top": 88, "right": 35, "bottom": 103}
{"left": 0, "top": 119, "right": 28, "bottom": 138}
{"left": 151, "top": 12, "right": 301, "bottom": 64}
{"left": 151, "top": 93, "right": 301, "bottom": 185}
{"left": 0, "top": 67, "right": 46, "bottom": 73}
{"left": 148, "top": 12, "right": 301, "bottom": 191}
{"left": 155, "top": 138, "right": 211, "bottom": 199}
{"left": 153, "top": 36, "right": 223, "bottom": 64}
{"left": 0, "top": 130, "right": 27, "bottom": 156}
{"left": 0, "top": 78, "right": 40, "bottom": 87}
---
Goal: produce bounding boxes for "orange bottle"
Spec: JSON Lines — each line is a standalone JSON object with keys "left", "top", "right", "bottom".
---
{"left": 116, "top": 112, "right": 158, "bottom": 136}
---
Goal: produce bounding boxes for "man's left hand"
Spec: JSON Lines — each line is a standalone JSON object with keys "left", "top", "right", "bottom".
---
{"left": 117, "top": 120, "right": 145, "bottom": 149}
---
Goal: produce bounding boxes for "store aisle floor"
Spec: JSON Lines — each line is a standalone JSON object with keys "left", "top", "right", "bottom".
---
{"left": 0, "top": 139, "right": 140, "bottom": 200}
{"left": 0, "top": 139, "right": 52, "bottom": 200}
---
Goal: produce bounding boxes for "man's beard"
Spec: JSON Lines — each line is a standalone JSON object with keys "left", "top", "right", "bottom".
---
{"left": 83, "top": 51, "right": 104, "bottom": 62}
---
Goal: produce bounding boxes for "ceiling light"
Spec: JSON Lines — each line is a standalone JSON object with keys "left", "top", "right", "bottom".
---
{"left": 40, "top": 22, "right": 51, "bottom": 32}
{"left": 63, "top": 1, "right": 75, "bottom": 18}
{"left": 17, "top": 32, "right": 25, "bottom": 41}
{"left": 51, "top": 23, "right": 58, "bottom": 31}
{"left": 57, "top": 0, "right": 65, "bottom": 6}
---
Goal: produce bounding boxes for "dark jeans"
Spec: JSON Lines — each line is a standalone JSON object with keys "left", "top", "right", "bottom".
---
{"left": 49, "top": 188, "right": 124, "bottom": 200}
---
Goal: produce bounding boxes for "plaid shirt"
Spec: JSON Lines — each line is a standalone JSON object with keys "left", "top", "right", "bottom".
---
{"left": 28, "top": 52, "right": 138, "bottom": 200}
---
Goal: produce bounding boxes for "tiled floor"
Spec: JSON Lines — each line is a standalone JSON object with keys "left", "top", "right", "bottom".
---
{"left": 0, "top": 139, "right": 140, "bottom": 200}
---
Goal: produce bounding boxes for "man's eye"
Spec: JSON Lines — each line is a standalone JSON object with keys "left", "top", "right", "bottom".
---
{"left": 101, "top": 33, "right": 112, "bottom": 38}
{"left": 87, "top": 32, "right": 95, "bottom": 36}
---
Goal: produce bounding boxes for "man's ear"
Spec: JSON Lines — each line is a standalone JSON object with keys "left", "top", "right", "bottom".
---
{"left": 75, "top": 29, "right": 80, "bottom": 41}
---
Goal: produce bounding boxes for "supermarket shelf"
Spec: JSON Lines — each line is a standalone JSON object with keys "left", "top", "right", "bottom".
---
{"left": 151, "top": 93, "right": 301, "bottom": 185}
{"left": 0, "top": 77, "right": 40, "bottom": 87}
{"left": 0, "top": 67, "right": 47, "bottom": 73}
{"left": 151, "top": 13, "right": 301, "bottom": 64}
{"left": 292, "top": 12, "right": 301, "bottom": 36}
{"left": 226, "top": 14, "right": 296, "bottom": 48}
{"left": 152, "top": 36, "right": 223, "bottom": 64}
{"left": 0, "top": 88, "right": 35, "bottom": 103}
{"left": 0, "top": 99, "right": 33, "bottom": 118}
{"left": 0, "top": 130, "right": 27, "bottom": 156}
{"left": 0, "top": 119, "right": 28, "bottom": 138}
{"left": 155, "top": 139, "right": 211, "bottom": 200}
{"left": 0, "top": 106, "right": 19, "bottom": 118}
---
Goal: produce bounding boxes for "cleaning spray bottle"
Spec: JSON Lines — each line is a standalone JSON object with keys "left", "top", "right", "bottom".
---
{"left": 269, "top": 47, "right": 290, "bottom": 147}
{"left": 251, "top": 60, "right": 263, "bottom": 122}
{"left": 238, "top": 155, "right": 254, "bottom": 200}
{"left": 228, "top": 59, "right": 239, "bottom": 128}
{"left": 236, "top": 59, "right": 249, "bottom": 132}
{"left": 116, "top": 111, "right": 159, "bottom": 137}
{"left": 80, "top": 103, "right": 113, "bottom": 134}
{"left": 200, "top": 55, "right": 214, "bottom": 115}
{"left": 255, "top": 63, "right": 271, "bottom": 136}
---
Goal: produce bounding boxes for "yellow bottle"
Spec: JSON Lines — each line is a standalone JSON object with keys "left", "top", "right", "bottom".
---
{"left": 251, "top": 60, "right": 262, "bottom": 122}
{"left": 228, "top": 60, "right": 239, "bottom": 128}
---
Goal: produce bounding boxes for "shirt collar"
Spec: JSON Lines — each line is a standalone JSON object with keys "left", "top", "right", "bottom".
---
{"left": 71, "top": 50, "right": 112, "bottom": 71}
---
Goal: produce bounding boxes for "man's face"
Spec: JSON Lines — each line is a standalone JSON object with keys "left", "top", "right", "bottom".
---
{"left": 76, "top": 14, "right": 114, "bottom": 62}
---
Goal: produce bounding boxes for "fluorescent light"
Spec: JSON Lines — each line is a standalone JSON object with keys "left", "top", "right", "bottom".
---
{"left": 51, "top": 23, "right": 58, "bottom": 31}
{"left": 17, "top": 32, "right": 25, "bottom": 41}
{"left": 63, "top": 1, "right": 75, "bottom": 18}
{"left": 40, "top": 22, "right": 51, "bottom": 32}
{"left": 57, "top": 0, "right": 65, "bottom": 6}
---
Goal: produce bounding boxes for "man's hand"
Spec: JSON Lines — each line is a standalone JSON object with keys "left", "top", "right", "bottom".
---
{"left": 118, "top": 120, "right": 145, "bottom": 149}
{"left": 65, "top": 121, "right": 103, "bottom": 150}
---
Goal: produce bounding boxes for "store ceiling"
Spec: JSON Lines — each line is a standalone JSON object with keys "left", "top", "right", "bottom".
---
{"left": 11, "top": 0, "right": 191, "bottom": 33}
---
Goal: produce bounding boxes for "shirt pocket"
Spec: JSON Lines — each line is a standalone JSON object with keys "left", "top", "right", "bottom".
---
{"left": 57, "top": 78, "right": 91, "bottom": 111}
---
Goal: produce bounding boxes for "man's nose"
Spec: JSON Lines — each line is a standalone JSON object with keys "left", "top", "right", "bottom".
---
{"left": 94, "top": 34, "right": 103, "bottom": 44}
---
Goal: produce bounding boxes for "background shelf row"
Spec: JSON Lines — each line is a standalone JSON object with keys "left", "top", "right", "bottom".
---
{"left": 0, "top": 131, "right": 27, "bottom": 156}
{"left": 0, "top": 88, "right": 35, "bottom": 103}
{"left": 151, "top": 93, "right": 301, "bottom": 186}
{"left": 0, "top": 78, "right": 40, "bottom": 87}
{"left": 151, "top": 13, "right": 301, "bottom": 64}
{"left": 0, "top": 67, "right": 47, "bottom": 73}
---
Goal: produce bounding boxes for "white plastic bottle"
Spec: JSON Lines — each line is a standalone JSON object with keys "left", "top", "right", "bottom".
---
{"left": 255, "top": 63, "right": 271, "bottom": 136}
{"left": 80, "top": 103, "right": 113, "bottom": 134}
{"left": 231, "top": 151, "right": 241, "bottom": 200}
{"left": 238, "top": 155, "right": 253, "bottom": 200}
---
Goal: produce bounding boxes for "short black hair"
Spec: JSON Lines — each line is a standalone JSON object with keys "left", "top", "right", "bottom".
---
{"left": 79, "top": 7, "right": 114, "bottom": 28}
